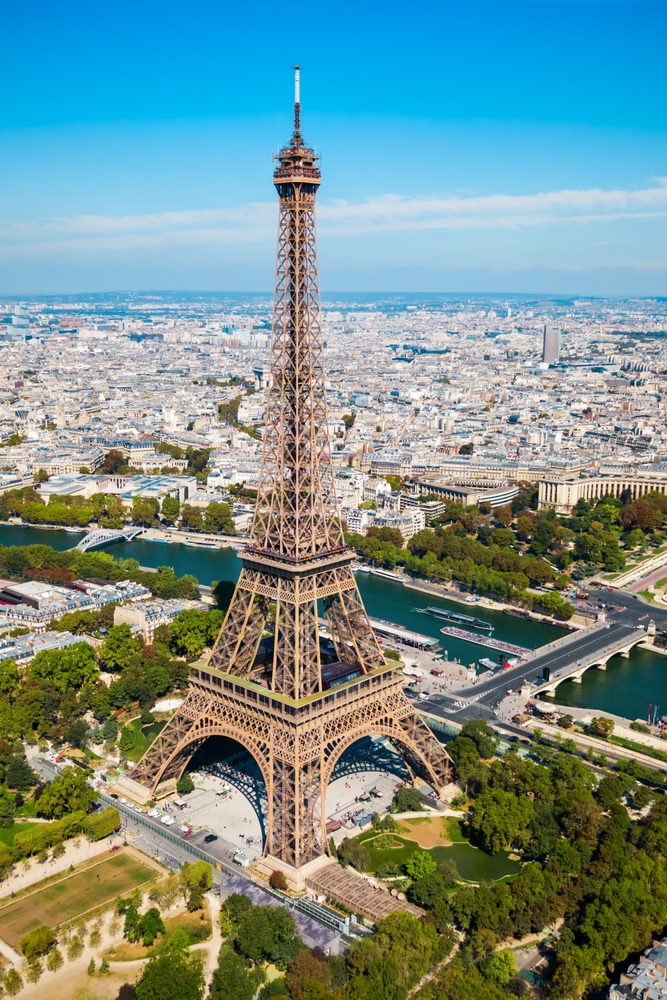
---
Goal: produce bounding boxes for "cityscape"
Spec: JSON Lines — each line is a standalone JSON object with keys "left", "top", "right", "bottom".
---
{"left": 0, "top": 3, "right": 667, "bottom": 1000}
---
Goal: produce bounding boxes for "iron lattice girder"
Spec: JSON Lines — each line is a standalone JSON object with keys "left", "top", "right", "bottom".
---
{"left": 130, "top": 669, "right": 451, "bottom": 866}
{"left": 209, "top": 558, "right": 384, "bottom": 700}
{"left": 130, "top": 108, "right": 453, "bottom": 868}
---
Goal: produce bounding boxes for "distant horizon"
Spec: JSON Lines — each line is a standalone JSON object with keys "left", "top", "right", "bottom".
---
{"left": 1, "top": 289, "right": 666, "bottom": 305}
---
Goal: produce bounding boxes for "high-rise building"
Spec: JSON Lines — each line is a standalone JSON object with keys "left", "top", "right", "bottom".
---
{"left": 542, "top": 322, "right": 560, "bottom": 364}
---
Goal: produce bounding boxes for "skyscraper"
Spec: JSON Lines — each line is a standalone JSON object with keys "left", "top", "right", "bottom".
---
{"left": 542, "top": 322, "right": 560, "bottom": 365}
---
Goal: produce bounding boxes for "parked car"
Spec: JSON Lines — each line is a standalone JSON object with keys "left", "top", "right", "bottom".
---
{"left": 204, "top": 833, "right": 218, "bottom": 844}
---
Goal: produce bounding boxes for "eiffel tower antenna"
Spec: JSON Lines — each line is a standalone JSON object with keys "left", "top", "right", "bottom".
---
{"left": 130, "top": 68, "right": 453, "bottom": 885}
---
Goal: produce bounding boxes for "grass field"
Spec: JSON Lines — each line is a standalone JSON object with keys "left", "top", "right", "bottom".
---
{"left": 0, "top": 850, "right": 157, "bottom": 948}
{"left": 0, "top": 822, "right": 38, "bottom": 848}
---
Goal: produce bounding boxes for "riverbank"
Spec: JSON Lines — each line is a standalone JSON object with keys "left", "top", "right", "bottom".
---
{"left": 402, "top": 577, "right": 588, "bottom": 630}
{"left": 2, "top": 519, "right": 249, "bottom": 551}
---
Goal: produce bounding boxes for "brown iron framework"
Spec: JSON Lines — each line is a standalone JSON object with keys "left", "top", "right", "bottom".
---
{"left": 131, "top": 68, "right": 453, "bottom": 871}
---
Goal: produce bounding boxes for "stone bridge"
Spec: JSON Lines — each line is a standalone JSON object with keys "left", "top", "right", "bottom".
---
{"left": 536, "top": 626, "right": 654, "bottom": 697}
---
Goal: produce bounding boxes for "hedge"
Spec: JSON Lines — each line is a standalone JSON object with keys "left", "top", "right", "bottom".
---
{"left": 84, "top": 807, "right": 121, "bottom": 841}
{"left": 12, "top": 811, "right": 86, "bottom": 859}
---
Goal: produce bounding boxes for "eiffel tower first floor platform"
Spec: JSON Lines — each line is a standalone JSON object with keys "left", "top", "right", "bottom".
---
{"left": 129, "top": 658, "right": 454, "bottom": 885}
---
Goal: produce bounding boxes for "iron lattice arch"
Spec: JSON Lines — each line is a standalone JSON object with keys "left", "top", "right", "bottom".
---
{"left": 130, "top": 74, "right": 453, "bottom": 871}
{"left": 131, "top": 670, "right": 451, "bottom": 868}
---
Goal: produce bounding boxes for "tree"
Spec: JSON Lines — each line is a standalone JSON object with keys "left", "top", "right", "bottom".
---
{"left": 139, "top": 908, "right": 165, "bottom": 947}
{"left": 405, "top": 850, "right": 437, "bottom": 880}
{"left": 99, "top": 624, "right": 141, "bottom": 672}
{"left": 337, "top": 838, "right": 371, "bottom": 871}
{"left": 169, "top": 609, "right": 224, "bottom": 660}
{"left": 212, "top": 579, "right": 235, "bottom": 612}
{"left": 161, "top": 495, "right": 180, "bottom": 524}
{"left": 180, "top": 505, "right": 203, "bottom": 531}
{"left": 5, "top": 756, "right": 36, "bottom": 791}
{"left": 0, "top": 658, "right": 20, "bottom": 699}
{"left": 392, "top": 787, "right": 429, "bottom": 812}
{"left": 203, "top": 502, "right": 235, "bottom": 534}
{"left": 470, "top": 788, "right": 534, "bottom": 854}
{"left": 46, "top": 947, "right": 63, "bottom": 973}
{"left": 4, "top": 968, "right": 23, "bottom": 995}
{"left": 460, "top": 719, "right": 497, "bottom": 759}
{"left": 587, "top": 716, "right": 614, "bottom": 739}
{"left": 118, "top": 726, "right": 136, "bottom": 755}
{"left": 209, "top": 946, "right": 265, "bottom": 1000}
{"left": 234, "top": 904, "right": 303, "bottom": 966}
{"left": 285, "top": 950, "right": 332, "bottom": 999}
{"left": 29, "top": 642, "right": 99, "bottom": 693}
{"left": 132, "top": 496, "right": 160, "bottom": 527}
{"left": 104, "top": 449, "right": 126, "bottom": 474}
{"left": 484, "top": 949, "right": 516, "bottom": 985}
{"left": 87, "top": 958, "right": 95, "bottom": 975}
{"left": 270, "top": 869, "right": 288, "bottom": 891}
{"left": 0, "top": 792, "right": 15, "bottom": 829}
{"left": 36, "top": 767, "right": 96, "bottom": 818}
{"left": 20, "top": 924, "right": 56, "bottom": 961}
{"left": 65, "top": 719, "right": 89, "bottom": 748}
{"left": 176, "top": 774, "right": 194, "bottom": 795}
{"left": 66, "top": 935, "right": 84, "bottom": 961}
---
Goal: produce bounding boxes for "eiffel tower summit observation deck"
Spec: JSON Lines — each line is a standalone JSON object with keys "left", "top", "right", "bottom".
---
{"left": 130, "top": 68, "right": 453, "bottom": 889}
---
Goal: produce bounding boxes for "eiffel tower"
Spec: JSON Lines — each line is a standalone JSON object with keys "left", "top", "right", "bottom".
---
{"left": 131, "top": 68, "right": 452, "bottom": 886}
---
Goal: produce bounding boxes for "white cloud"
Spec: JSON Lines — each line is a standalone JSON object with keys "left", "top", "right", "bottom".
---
{"left": 1, "top": 179, "right": 666, "bottom": 258}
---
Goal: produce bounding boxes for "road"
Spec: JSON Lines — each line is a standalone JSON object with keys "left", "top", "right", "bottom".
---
{"left": 412, "top": 620, "right": 642, "bottom": 723}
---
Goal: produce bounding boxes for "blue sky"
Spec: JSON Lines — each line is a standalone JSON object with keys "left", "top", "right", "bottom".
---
{"left": 1, "top": 0, "right": 666, "bottom": 295}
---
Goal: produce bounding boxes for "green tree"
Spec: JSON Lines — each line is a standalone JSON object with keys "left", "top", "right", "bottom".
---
{"left": 470, "top": 787, "right": 534, "bottom": 854}
{"left": 180, "top": 505, "right": 204, "bottom": 531}
{"left": 0, "top": 792, "right": 16, "bottom": 829}
{"left": 0, "top": 658, "right": 20, "bottom": 699}
{"left": 203, "top": 502, "right": 235, "bottom": 534}
{"left": 484, "top": 949, "right": 516, "bottom": 985}
{"left": 4, "top": 968, "right": 23, "bottom": 995}
{"left": 99, "top": 624, "right": 141, "bottom": 672}
{"left": 139, "top": 908, "right": 165, "bottom": 946}
{"left": 36, "top": 767, "right": 96, "bottom": 819}
{"left": 118, "top": 726, "right": 136, "bottom": 755}
{"left": 5, "top": 756, "right": 36, "bottom": 790}
{"left": 161, "top": 495, "right": 181, "bottom": 524}
{"left": 169, "top": 609, "right": 224, "bottom": 660}
{"left": 28, "top": 642, "right": 99, "bottom": 693}
{"left": 337, "top": 838, "right": 371, "bottom": 871}
{"left": 132, "top": 496, "right": 160, "bottom": 526}
{"left": 20, "top": 924, "right": 56, "bottom": 961}
{"left": 392, "top": 787, "right": 429, "bottom": 812}
{"left": 46, "top": 947, "right": 63, "bottom": 973}
{"left": 405, "top": 850, "right": 437, "bottom": 880}
{"left": 209, "top": 946, "right": 265, "bottom": 1000}
{"left": 587, "top": 716, "right": 614, "bottom": 739}
{"left": 176, "top": 773, "right": 195, "bottom": 795}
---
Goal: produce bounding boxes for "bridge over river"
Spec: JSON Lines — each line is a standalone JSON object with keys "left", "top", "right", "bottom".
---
{"left": 409, "top": 620, "right": 656, "bottom": 725}
{"left": 73, "top": 527, "right": 143, "bottom": 552}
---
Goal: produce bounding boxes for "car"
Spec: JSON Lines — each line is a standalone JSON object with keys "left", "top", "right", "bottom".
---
{"left": 204, "top": 834, "right": 218, "bottom": 844}
{"left": 163, "top": 816, "right": 176, "bottom": 826}
{"left": 109, "top": 793, "right": 119, "bottom": 800}
{"left": 419, "top": 692, "right": 429, "bottom": 701}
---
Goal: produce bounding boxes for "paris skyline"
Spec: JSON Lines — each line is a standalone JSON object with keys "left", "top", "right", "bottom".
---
{"left": 1, "top": 0, "right": 665, "bottom": 295}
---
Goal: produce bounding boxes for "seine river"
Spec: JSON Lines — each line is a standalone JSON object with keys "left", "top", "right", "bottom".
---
{"left": 0, "top": 524, "right": 663, "bottom": 722}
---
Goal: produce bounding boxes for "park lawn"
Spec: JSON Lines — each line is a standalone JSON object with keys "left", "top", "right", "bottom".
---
{"left": 104, "top": 909, "right": 211, "bottom": 961}
{"left": 0, "top": 851, "right": 157, "bottom": 949}
{"left": 356, "top": 829, "right": 521, "bottom": 883}
{"left": 0, "top": 821, "right": 38, "bottom": 847}
{"left": 396, "top": 815, "right": 468, "bottom": 849}
{"left": 126, "top": 719, "right": 149, "bottom": 762}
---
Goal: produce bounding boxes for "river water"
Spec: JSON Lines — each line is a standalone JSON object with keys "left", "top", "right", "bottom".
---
{"left": 0, "top": 524, "right": 663, "bottom": 721}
